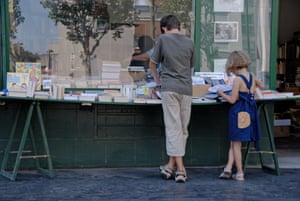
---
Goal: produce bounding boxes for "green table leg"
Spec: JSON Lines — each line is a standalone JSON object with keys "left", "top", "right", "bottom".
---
{"left": 243, "top": 103, "right": 280, "bottom": 176}
{"left": 1, "top": 102, "right": 35, "bottom": 181}
{"left": 1, "top": 101, "right": 55, "bottom": 181}
{"left": 1, "top": 106, "right": 21, "bottom": 175}
{"left": 35, "top": 102, "right": 54, "bottom": 178}
{"left": 262, "top": 103, "right": 280, "bottom": 175}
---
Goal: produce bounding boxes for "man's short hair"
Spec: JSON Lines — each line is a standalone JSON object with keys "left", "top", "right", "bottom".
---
{"left": 160, "top": 15, "right": 181, "bottom": 33}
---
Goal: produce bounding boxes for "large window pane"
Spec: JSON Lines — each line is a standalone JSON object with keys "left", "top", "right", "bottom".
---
{"left": 9, "top": 0, "right": 194, "bottom": 88}
{"left": 198, "top": 0, "right": 271, "bottom": 87}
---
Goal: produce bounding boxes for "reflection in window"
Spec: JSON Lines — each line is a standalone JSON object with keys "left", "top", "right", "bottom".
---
{"left": 9, "top": 0, "right": 194, "bottom": 88}
{"left": 199, "top": 0, "right": 271, "bottom": 87}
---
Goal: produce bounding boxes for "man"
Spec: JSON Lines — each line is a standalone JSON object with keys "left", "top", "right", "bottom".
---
{"left": 150, "top": 15, "right": 195, "bottom": 183}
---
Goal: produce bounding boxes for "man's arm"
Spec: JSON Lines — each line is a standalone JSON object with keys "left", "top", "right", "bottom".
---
{"left": 149, "top": 60, "right": 160, "bottom": 84}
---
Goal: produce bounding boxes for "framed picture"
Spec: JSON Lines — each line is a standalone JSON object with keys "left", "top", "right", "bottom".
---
{"left": 214, "top": 21, "right": 238, "bottom": 42}
{"left": 214, "top": 0, "right": 244, "bottom": 12}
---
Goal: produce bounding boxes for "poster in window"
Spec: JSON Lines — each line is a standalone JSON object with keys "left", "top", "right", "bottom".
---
{"left": 214, "top": 59, "right": 227, "bottom": 72}
{"left": 214, "top": 0, "right": 244, "bottom": 12}
{"left": 214, "top": 21, "right": 238, "bottom": 42}
{"left": 16, "top": 62, "right": 42, "bottom": 90}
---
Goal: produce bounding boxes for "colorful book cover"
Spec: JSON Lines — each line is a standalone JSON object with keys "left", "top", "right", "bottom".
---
{"left": 6, "top": 72, "right": 29, "bottom": 91}
{"left": 16, "top": 62, "right": 42, "bottom": 90}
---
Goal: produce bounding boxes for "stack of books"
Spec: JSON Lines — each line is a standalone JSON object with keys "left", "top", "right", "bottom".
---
{"left": 101, "top": 61, "right": 121, "bottom": 81}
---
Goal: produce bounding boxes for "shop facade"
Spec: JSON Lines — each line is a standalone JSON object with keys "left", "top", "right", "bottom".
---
{"left": 0, "top": 0, "right": 278, "bottom": 169}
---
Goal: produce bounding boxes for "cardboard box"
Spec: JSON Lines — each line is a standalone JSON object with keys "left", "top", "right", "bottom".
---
{"left": 274, "top": 126, "right": 289, "bottom": 138}
{"left": 192, "top": 84, "right": 211, "bottom": 97}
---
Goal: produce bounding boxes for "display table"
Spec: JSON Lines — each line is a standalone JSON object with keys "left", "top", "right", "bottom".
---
{"left": 1, "top": 96, "right": 299, "bottom": 180}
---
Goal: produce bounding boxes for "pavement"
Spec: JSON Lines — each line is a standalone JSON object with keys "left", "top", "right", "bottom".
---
{"left": 0, "top": 167, "right": 299, "bottom": 201}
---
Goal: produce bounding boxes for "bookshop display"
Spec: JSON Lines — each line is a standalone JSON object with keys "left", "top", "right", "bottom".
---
{"left": 3, "top": 62, "right": 299, "bottom": 105}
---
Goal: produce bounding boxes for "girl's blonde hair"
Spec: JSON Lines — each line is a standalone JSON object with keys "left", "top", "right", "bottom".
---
{"left": 225, "top": 50, "right": 251, "bottom": 75}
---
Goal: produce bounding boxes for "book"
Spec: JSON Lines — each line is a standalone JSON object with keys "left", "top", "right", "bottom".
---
{"left": 79, "top": 93, "right": 98, "bottom": 101}
{"left": 15, "top": 62, "right": 42, "bottom": 90}
{"left": 8, "top": 90, "right": 27, "bottom": 97}
{"left": 42, "top": 78, "right": 52, "bottom": 90}
{"left": 101, "top": 72, "right": 120, "bottom": 79}
{"left": 97, "top": 83, "right": 109, "bottom": 89}
{"left": 127, "top": 66, "right": 145, "bottom": 72}
{"left": 102, "top": 60, "right": 121, "bottom": 72}
{"left": 63, "top": 94, "right": 79, "bottom": 101}
{"left": 108, "top": 83, "right": 122, "bottom": 89}
{"left": 34, "top": 91, "right": 50, "bottom": 99}
{"left": 6, "top": 72, "right": 29, "bottom": 92}
{"left": 103, "top": 89, "right": 122, "bottom": 96}
{"left": 98, "top": 94, "right": 113, "bottom": 102}
{"left": 26, "top": 80, "right": 37, "bottom": 97}
{"left": 113, "top": 96, "right": 130, "bottom": 103}
{"left": 79, "top": 96, "right": 96, "bottom": 102}
{"left": 8, "top": 91, "right": 27, "bottom": 97}
{"left": 133, "top": 98, "right": 146, "bottom": 103}
{"left": 145, "top": 99, "right": 161, "bottom": 104}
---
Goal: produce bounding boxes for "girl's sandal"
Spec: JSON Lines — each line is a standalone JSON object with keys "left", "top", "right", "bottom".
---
{"left": 159, "top": 165, "right": 175, "bottom": 180}
{"left": 219, "top": 170, "right": 232, "bottom": 179}
{"left": 232, "top": 173, "right": 245, "bottom": 181}
{"left": 175, "top": 170, "right": 187, "bottom": 183}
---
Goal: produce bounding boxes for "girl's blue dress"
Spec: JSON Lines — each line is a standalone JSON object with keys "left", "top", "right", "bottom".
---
{"left": 228, "top": 74, "right": 261, "bottom": 142}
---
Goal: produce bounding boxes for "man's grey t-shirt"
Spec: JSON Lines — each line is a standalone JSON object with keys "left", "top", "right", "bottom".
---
{"left": 150, "top": 33, "right": 195, "bottom": 96}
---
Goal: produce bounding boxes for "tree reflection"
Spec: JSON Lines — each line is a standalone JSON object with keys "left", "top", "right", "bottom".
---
{"left": 41, "top": 0, "right": 138, "bottom": 76}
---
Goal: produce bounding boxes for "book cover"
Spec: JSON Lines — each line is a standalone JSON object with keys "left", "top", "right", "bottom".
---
{"left": 16, "top": 62, "right": 42, "bottom": 90}
{"left": 6, "top": 72, "right": 29, "bottom": 92}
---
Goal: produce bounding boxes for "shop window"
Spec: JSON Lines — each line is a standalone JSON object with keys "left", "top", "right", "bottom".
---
{"left": 8, "top": 0, "right": 194, "bottom": 88}
{"left": 198, "top": 0, "right": 271, "bottom": 87}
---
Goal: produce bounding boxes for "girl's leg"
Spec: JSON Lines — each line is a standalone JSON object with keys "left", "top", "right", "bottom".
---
{"left": 231, "top": 141, "right": 243, "bottom": 174}
{"left": 219, "top": 142, "right": 234, "bottom": 179}
{"left": 225, "top": 142, "right": 235, "bottom": 171}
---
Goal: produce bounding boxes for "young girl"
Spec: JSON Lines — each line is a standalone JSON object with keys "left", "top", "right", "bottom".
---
{"left": 217, "top": 50, "right": 264, "bottom": 181}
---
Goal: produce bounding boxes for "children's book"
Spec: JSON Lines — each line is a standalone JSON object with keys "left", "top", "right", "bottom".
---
{"left": 7, "top": 72, "right": 29, "bottom": 91}
{"left": 6, "top": 72, "right": 30, "bottom": 97}
{"left": 16, "top": 62, "right": 42, "bottom": 90}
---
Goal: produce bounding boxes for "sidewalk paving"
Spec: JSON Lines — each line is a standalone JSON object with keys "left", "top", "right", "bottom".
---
{"left": 0, "top": 167, "right": 299, "bottom": 201}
